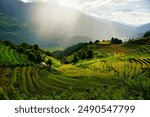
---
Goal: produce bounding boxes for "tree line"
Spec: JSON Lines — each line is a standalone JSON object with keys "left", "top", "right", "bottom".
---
{"left": 0, "top": 40, "right": 53, "bottom": 67}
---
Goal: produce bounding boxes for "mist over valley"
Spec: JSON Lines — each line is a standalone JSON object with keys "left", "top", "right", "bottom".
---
{"left": 1, "top": 0, "right": 149, "bottom": 48}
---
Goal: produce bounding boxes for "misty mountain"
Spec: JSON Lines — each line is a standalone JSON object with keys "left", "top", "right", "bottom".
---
{"left": 130, "top": 23, "right": 150, "bottom": 39}
{"left": 136, "top": 23, "right": 150, "bottom": 33}
{"left": 27, "top": 2, "right": 135, "bottom": 43}
{"left": 0, "top": 12, "right": 35, "bottom": 44}
{"left": 0, "top": 0, "right": 25, "bottom": 17}
{"left": 0, "top": 0, "right": 135, "bottom": 47}
{"left": 66, "top": 36, "right": 93, "bottom": 45}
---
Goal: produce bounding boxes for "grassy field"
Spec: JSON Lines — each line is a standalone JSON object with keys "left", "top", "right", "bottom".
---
{"left": 0, "top": 42, "right": 150, "bottom": 100}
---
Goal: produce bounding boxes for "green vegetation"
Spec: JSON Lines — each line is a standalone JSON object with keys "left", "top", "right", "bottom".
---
{"left": 0, "top": 0, "right": 149, "bottom": 100}
{"left": 0, "top": 12, "right": 32, "bottom": 44}
{"left": 111, "top": 37, "right": 123, "bottom": 44}
{"left": 143, "top": 30, "right": 150, "bottom": 37}
{"left": 0, "top": 35, "right": 150, "bottom": 100}
{"left": 0, "top": 42, "right": 31, "bottom": 67}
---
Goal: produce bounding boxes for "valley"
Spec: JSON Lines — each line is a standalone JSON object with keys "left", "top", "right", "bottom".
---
{"left": 0, "top": 0, "right": 150, "bottom": 100}
{"left": 0, "top": 38, "right": 150, "bottom": 100}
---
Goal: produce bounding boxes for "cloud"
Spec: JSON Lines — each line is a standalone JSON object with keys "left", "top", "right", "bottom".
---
{"left": 21, "top": 0, "right": 54, "bottom": 2}
{"left": 78, "top": 0, "right": 150, "bottom": 26}
{"left": 21, "top": 0, "right": 150, "bottom": 26}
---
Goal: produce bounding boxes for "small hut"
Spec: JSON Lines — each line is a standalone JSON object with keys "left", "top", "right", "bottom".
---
{"left": 40, "top": 62, "right": 49, "bottom": 68}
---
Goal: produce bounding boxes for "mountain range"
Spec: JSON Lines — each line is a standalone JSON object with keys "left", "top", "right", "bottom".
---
{"left": 136, "top": 23, "right": 150, "bottom": 33}
{"left": 0, "top": 0, "right": 149, "bottom": 47}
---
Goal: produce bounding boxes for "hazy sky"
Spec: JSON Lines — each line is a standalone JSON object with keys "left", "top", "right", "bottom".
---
{"left": 21, "top": 0, "right": 150, "bottom": 26}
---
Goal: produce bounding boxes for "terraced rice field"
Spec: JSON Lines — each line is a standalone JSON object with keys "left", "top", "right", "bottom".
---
{"left": 0, "top": 44, "right": 150, "bottom": 99}
{"left": 1, "top": 66, "right": 117, "bottom": 99}
{"left": 0, "top": 44, "right": 31, "bottom": 66}
{"left": 73, "top": 45, "right": 150, "bottom": 78}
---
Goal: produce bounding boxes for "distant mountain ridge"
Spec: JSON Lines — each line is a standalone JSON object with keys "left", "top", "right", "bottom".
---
{"left": 0, "top": 12, "right": 34, "bottom": 44}
{"left": 0, "top": 0, "right": 25, "bottom": 17}
{"left": 0, "top": 0, "right": 140, "bottom": 47}
{"left": 130, "top": 23, "right": 150, "bottom": 39}
{"left": 136, "top": 23, "right": 150, "bottom": 33}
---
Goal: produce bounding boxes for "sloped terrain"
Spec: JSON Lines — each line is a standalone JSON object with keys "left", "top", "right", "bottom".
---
{"left": 0, "top": 43, "right": 31, "bottom": 67}
{"left": 0, "top": 39, "right": 150, "bottom": 100}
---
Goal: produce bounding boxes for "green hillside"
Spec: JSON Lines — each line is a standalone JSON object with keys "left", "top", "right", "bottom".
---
{"left": 0, "top": 38, "right": 150, "bottom": 100}
{"left": 0, "top": 42, "right": 31, "bottom": 67}
{"left": 0, "top": 12, "right": 41, "bottom": 45}
{"left": 0, "top": 12, "right": 29, "bottom": 43}
{"left": 58, "top": 42, "right": 150, "bottom": 78}
{"left": 0, "top": 0, "right": 150, "bottom": 100}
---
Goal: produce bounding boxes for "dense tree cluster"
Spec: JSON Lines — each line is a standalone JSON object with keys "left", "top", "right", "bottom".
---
{"left": 143, "top": 30, "right": 150, "bottom": 37}
{"left": 0, "top": 40, "right": 49, "bottom": 64}
{"left": 46, "top": 59, "right": 52, "bottom": 67}
{"left": 17, "top": 43, "right": 44, "bottom": 63}
{"left": 89, "top": 41, "right": 93, "bottom": 44}
{"left": 125, "top": 36, "right": 150, "bottom": 45}
{"left": 72, "top": 50, "right": 93, "bottom": 63}
{"left": 94, "top": 40, "right": 100, "bottom": 44}
{"left": 111, "top": 37, "right": 123, "bottom": 44}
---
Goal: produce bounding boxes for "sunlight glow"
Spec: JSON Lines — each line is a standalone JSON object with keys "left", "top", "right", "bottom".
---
{"left": 21, "top": 0, "right": 150, "bottom": 25}
{"left": 30, "top": 3, "right": 79, "bottom": 38}
{"left": 21, "top": 0, "right": 48, "bottom": 2}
